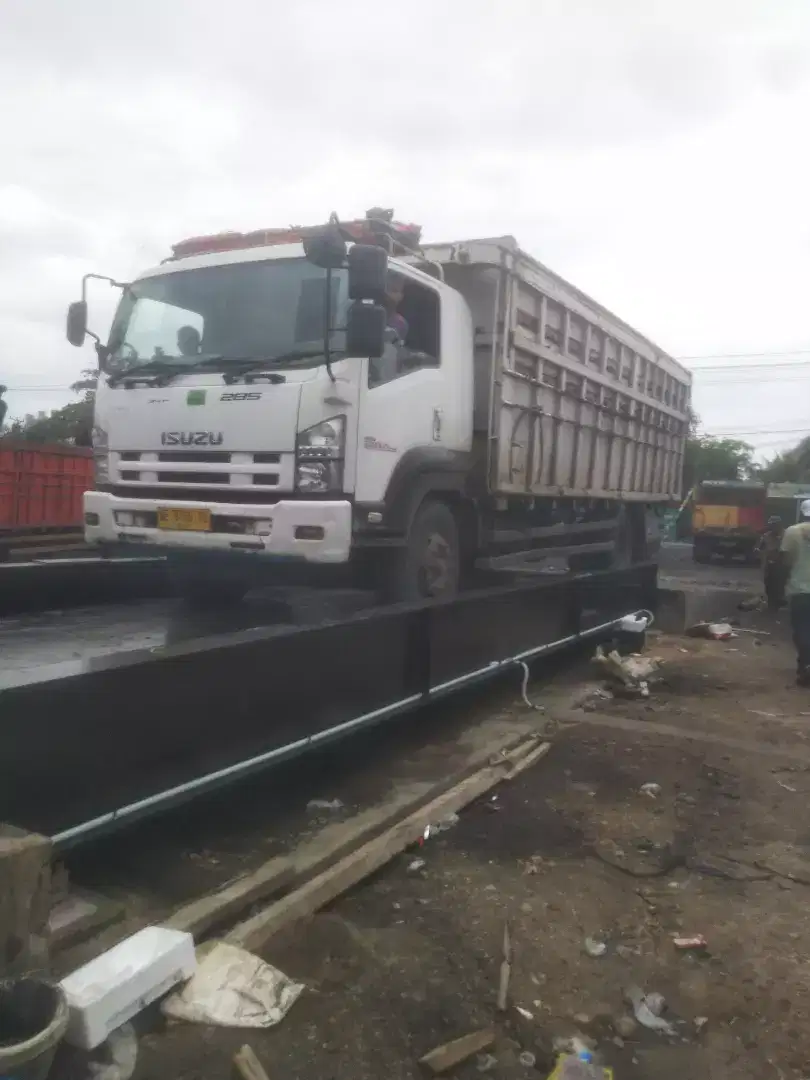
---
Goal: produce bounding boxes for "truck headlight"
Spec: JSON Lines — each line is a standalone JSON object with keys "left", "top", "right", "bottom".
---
{"left": 295, "top": 416, "right": 345, "bottom": 493}
{"left": 92, "top": 425, "right": 110, "bottom": 484}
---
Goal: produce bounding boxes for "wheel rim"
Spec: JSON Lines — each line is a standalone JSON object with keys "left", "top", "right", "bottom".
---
{"left": 417, "top": 530, "right": 455, "bottom": 597}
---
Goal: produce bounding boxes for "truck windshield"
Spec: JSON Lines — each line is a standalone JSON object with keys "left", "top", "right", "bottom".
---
{"left": 105, "top": 258, "right": 347, "bottom": 375}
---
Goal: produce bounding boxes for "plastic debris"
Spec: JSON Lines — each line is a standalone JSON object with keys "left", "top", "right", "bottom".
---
{"left": 640, "top": 782, "right": 661, "bottom": 798}
{"left": 306, "top": 798, "right": 344, "bottom": 812}
{"left": 686, "top": 621, "right": 735, "bottom": 640}
{"left": 423, "top": 813, "right": 460, "bottom": 841}
{"left": 162, "top": 942, "right": 303, "bottom": 1028}
{"left": 407, "top": 858, "right": 426, "bottom": 873}
{"left": 695, "top": 1016, "right": 708, "bottom": 1034}
{"left": 583, "top": 937, "right": 607, "bottom": 958}
{"left": 477, "top": 1053, "right": 498, "bottom": 1072}
{"left": 515, "top": 1006, "right": 534, "bottom": 1020}
{"left": 592, "top": 646, "right": 662, "bottom": 698}
{"left": 520, "top": 1051, "right": 537, "bottom": 1067}
{"left": 644, "top": 992, "right": 666, "bottom": 1016}
{"left": 547, "top": 1049, "right": 609, "bottom": 1078}
{"left": 624, "top": 986, "right": 676, "bottom": 1037}
{"left": 673, "top": 934, "right": 707, "bottom": 951}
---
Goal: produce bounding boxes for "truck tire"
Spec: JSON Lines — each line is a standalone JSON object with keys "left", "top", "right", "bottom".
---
{"left": 378, "top": 499, "right": 461, "bottom": 603}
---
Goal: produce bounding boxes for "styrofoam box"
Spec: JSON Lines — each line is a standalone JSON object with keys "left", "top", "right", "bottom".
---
{"left": 60, "top": 925, "right": 196, "bottom": 1049}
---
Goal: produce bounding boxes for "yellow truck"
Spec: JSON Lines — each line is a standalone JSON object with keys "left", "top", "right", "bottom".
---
{"left": 691, "top": 480, "right": 766, "bottom": 563}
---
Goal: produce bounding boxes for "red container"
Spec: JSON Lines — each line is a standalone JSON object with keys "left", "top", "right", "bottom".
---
{"left": 0, "top": 441, "right": 94, "bottom": 533}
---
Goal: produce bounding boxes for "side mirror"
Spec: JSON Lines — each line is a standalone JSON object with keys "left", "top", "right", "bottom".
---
{"left": 303, "top": 225, "right": 347, "bottom": 270}
{"left": 346, "top": 301, "right": 386, "bottom": 358}
{"left": 66, "top": 301, "right": 88, "bottom": 347}
{"left": 348, "top": 244, "right": 388, "bottom": 301}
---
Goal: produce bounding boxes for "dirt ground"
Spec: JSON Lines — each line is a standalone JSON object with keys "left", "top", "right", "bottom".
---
{"left": 56, "top": 555, "right": 810, "bottom": 1080}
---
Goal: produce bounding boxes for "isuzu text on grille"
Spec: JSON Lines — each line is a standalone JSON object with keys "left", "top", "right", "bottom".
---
{"left": 160, "top": 432, "right": 224, "bottom": 446}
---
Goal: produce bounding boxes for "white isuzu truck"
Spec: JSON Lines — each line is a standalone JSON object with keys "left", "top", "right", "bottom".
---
{"left": 66, "top": 209, "right": 691, "bottom": 604}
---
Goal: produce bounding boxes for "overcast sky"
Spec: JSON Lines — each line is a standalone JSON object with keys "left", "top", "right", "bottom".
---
{"left": 2, "top": 0, "right": 809, "bottom": 459}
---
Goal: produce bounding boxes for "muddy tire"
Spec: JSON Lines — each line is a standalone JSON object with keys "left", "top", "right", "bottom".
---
{"left": 378, "top": 499, "right": 460, "bottom": 603}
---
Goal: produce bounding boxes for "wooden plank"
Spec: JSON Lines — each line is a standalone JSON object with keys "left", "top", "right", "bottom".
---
{"left": 166, "top": 734, "right": 546, "bottom": 940}
{"left": 232, "top": 1044, "right": 271, "bottom": 1080}
{"left": 0, "top": 825, "right": 51, "bottom": 976}
{"left": 226, "top": 741, "right": 551, "bottom": 953}
{"left": 419, "top": 1029, "right": 495, "bottom": 1074}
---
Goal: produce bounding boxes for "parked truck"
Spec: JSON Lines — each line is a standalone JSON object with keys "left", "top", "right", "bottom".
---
{"left": 691, "top": 479, "right": 766, "bottom": 563}
{"left": 0, "top": 441, "right": 93, "bottom": 561}
{"left": 65, "top": 209, "right": 691, "bottom": 604}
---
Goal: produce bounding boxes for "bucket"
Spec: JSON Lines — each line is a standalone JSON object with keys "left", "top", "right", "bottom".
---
{"left": 0, "top": 978, "right": 68, "bottom": 1080}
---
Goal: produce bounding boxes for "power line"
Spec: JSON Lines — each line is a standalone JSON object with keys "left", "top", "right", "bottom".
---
{"left": 697, "top": 376, "right": 810, "bottom": 386}
{"left": 691, "top": 360, "right": 810, "bottom": 373}
{"left": 678, "top": 349, "right": 810, "bottom": 361}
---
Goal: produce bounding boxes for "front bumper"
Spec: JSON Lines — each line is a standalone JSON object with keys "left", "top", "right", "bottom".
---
{"left": 84, "top": 491, "right": 352, "bottom": 564}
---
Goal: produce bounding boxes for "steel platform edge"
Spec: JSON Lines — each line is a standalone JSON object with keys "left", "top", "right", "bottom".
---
{"left": 0, "top": 563, "right": 657, "bottom": 845}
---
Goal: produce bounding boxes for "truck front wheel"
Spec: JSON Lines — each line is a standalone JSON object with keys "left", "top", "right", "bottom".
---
{"left": 379, "top": 499, "right": 461, "bottom": 603}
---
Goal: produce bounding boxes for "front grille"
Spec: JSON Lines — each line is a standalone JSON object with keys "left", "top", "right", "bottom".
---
{"left": 159, "top": 471, "right": 231, "bottom": 484}
{"left": 117, "top": 450, "right": 279, "bottom": 464}
{"left": 114, "top": 450, "right": 283, "bottom": 493}
{"left": 110, "top": 485, "right": 285, "bottom": 504}
{"left": 158, "top": 451, "right": 231, "bottom": 464}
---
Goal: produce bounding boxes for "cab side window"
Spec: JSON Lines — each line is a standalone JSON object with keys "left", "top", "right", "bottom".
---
{"left": 369, "top": 279, "right": 441, "bottom": 388}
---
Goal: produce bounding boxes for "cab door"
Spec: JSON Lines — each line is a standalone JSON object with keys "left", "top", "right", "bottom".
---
{"left": 353, "top": 274, "right": 463, "bottom": 505}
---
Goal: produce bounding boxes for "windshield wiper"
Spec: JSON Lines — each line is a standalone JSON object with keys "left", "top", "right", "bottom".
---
{"left": 220, "top": 347, "right": 339, "bottom": 383}
{"left": 107, "top": 354, "right": 227, "bottom": 387}
{"left": 108, "top": 347, "right": 338, "bottom": 388}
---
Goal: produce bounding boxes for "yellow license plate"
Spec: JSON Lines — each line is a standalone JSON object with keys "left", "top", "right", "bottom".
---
{"left": 157, "top": 507, "right": 212, "bottom": 532}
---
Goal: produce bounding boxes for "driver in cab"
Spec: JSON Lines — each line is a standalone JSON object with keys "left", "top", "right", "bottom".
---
{"left": 369, "top": 273, "right": 416, "bottom": 386}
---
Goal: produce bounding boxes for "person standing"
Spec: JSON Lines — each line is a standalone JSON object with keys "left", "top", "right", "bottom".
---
{"left": 0, "top": 385, "right": 7, "bottom": 430}
{"left": 779, "top": 500, "right": 810, "bottom": 685}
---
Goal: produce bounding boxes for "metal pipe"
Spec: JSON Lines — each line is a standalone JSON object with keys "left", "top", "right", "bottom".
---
{"left": 50, "top": 607, "right": 637, "bottom": 848}
{"left": 51, "top": 694, "right": 423, "bottom": 847}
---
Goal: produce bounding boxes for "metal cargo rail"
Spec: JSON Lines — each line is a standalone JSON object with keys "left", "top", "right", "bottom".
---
{"left": 0, "top": 564, "right": 656, "bottom": 845}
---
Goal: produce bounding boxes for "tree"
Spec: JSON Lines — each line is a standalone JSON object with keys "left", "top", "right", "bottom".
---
{"left": 5, "top": 368, "right": 97, "bottom": 446}
{"left": 682, "top": 435, "right": 757, "bottom": 491}
{"left": 759, "top": 436, "right": 810, "bottom": 485}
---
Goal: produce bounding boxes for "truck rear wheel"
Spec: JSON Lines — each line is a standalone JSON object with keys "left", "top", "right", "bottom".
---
{"left": 378, "top": 499, "right": 460, "bottom": 603}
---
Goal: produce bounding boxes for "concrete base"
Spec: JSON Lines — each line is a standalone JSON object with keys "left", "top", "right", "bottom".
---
{"left": 655, "top": 582, "right": 754, "bottom": 634}
{"left": 0, "top": 824, "right": 51, "bottom": 975}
